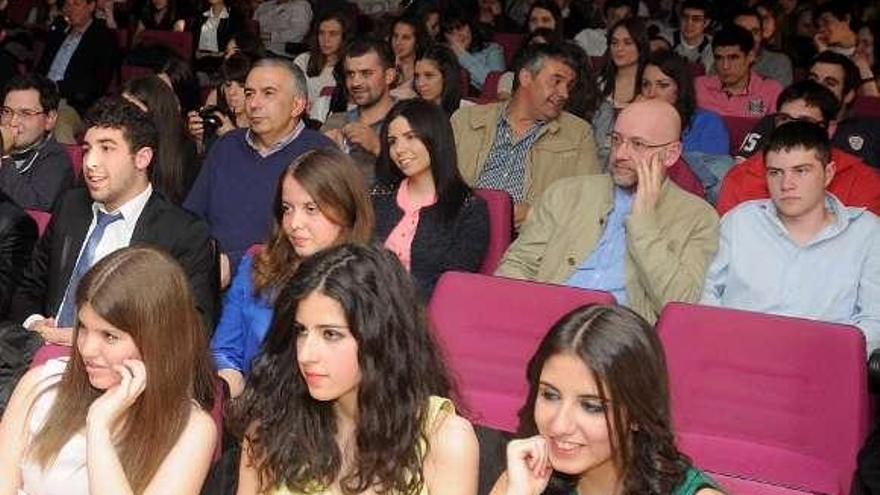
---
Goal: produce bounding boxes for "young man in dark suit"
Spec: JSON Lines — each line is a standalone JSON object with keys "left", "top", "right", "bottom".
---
{"left": 9, "top": 97, "right": 218, "bottom": 346}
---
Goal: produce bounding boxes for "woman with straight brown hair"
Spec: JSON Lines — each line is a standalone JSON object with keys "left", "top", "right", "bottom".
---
{"left": 0, "top": 246, "right": 217, "bottom": 495}
{"left": 211, "top": 148, "right": 373, "bottom": 398}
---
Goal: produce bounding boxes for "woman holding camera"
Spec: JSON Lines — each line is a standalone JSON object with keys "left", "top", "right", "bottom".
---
{"left": 187, "top": 54, "right": 253, "bottom": 154}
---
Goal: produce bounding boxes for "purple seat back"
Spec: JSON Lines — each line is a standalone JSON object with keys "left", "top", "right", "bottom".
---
{"left": 428, "top": 272, "right": 614, "bottom": 432}
{"left": 657, "top": 302, "right": 869, "bottom": 495}
{"left": 492, "top": 32, "right": 524, "bottom": 67}
{"left": 852, "top": 96, "right": 880, "bottom": 118}
{"left": 473, "top": 189, "right": 512, "bottom": 274}
{"left": 25, "top": 209, "right": 51, "bottom": 237}
{"left": 30, "top": 344, "right": 72, "bottom": 369}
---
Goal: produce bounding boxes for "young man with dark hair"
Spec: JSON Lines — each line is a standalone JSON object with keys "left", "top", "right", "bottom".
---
{"left": 695, "top": 24, "right": 783, "bottom": 117}
{"left": 703, "top": 120, "right": 880, "bottom": 355}
{"left": 0, "top": 74, "right": 73, "bottom": 211}
{"left": 733, "top": 7, "right": 793, "bottom": 85}
{"left": 814, "top": 0, "right": 858, "bottom": 56}
{"left": 322, "top": 37, "right": 397, "bottom": 184}
{"left": 673, "top": 0, "right": 714, "bottom": 73}
{"left": 720, "top": 80, "right": 880, "bottom": 216}
{"left": 808, "top": 51, "right": 880, "bottom": 167}
{"left": 452, "top": 43, "right": 599, "bottom": 226}
{"left": 11, "top": 97, "right": 219, "bottom": 346}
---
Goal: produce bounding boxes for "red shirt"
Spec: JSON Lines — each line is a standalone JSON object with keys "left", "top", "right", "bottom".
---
{"left": 716, "top": 148, "right": 880, "bottom": 216}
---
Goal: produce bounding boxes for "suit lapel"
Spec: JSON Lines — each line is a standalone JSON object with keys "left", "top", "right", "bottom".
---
{"left": 132, "top": 191, "right": 165, "bottom": 243}
{"left": 58, "top": 193, "right": 95, "bottom": 295}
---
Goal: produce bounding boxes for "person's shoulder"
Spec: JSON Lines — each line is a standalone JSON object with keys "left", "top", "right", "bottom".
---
{"left": 147, "top": 191, "right": 211, "bottom": 230}
{"left": 694, "top": 74, "right": 716, "bottom": 89}
{"left": 451, "top": 102, "right": 500, "bottom": 127}
{"left": 209, "top": 128, "right": 249, "bottom": 154}
{"left": 692, "top": 108, "right": 723, "bottom": 125}
{"left": 295, "top": 127, "right": 334, "bottom": 147}
{"left": 724, "top": 197, "right": 771, "bottom": 223}
{"left": 426, "top": 398, "right": 477, "bottom": 460}
{"left": 545, "top": 174, "right": 610, "bottom": 202}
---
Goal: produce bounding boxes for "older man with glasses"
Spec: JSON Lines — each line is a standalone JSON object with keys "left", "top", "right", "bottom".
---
{"left": 719, "top": 79, "right": 880, "bottom": 216}
{"left": 495, "top": 98, "right": 719, "bottom": 323}
{"left": 0, "top": 74, "right": 74, "bottom": 212}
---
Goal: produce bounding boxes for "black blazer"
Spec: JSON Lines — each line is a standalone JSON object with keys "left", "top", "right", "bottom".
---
{"left": 10, "top": 187, "right": 219, "bottom": 330}
{"left": 372, "top": 183, "right": 490, "bottom": 298}
{"left": 0, "top": 193, "right": 38, "bottom": 319}
{"left": 36, "top": 19, "right": 118, "bottom": 116}
{"left": 189, "top": 8, "right": 242, "bottom": 55}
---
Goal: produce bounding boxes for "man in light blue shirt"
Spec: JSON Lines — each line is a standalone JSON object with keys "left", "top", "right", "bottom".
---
{"left": 702, "top": 120, "right": 880, "bottom": 354}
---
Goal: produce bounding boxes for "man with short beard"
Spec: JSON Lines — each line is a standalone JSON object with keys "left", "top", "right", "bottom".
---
{"left": 322, "top": 38, "right": 396, "bottom": 185}
{"left": 496, "top": 99, "right": 719, "bottom": 324}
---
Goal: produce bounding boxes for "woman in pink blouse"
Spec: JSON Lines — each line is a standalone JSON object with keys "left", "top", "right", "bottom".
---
{"left": 371, "top": 99, "right": 489, "bottom": 298}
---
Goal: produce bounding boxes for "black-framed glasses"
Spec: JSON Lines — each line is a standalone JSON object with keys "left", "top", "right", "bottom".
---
{"left": 0, "top": 107, "right": 46, "bottom": 121}
{"left": 609, "top": 132, "right": 675, "bottom": 154}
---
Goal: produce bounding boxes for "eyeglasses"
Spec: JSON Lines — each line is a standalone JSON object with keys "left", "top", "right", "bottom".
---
{"left": 609, "top": 132, "right": 675, "bottom": 154}
{"left": 0, "top": 107, "right": 46, "bottom": 121}
{"left": 772, "top": 112, "right": 827, "bottom": 128}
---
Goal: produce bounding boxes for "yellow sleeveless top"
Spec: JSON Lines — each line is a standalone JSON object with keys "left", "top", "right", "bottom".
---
{"left": 271, "top": 396, "right": 453, "bottom": 495}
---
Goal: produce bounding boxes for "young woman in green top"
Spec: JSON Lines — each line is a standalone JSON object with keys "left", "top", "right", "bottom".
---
{"left": 492, "top": 304, "right": 725, "bottom": 495}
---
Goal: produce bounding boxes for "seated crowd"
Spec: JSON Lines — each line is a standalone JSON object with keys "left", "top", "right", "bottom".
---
{"left": 0, "top": 0, "right": 879, "bottom": 493}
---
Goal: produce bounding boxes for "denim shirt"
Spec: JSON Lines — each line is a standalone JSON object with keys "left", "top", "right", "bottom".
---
{"left": 566, "top": 186, "right": 633, "bottom": 303}
{"left": 702, "top": 194, "right": 880, "bottom": 354}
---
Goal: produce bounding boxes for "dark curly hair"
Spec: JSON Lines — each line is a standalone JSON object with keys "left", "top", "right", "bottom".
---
{"left": 84, "top": 96, "right": 159, "bottom": 155}
{"left": 231, "top": 243, "right": 455, "bottom": 494}
{"left": 517, "top": 304, "right": 691, "bottom": 495}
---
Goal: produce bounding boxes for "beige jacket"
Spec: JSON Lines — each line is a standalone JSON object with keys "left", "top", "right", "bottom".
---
{"left": 450, "top": 102, "right": 600, "bottom": 205}
{"left": 496, "top": 175, "right": 720, "bottom": 323}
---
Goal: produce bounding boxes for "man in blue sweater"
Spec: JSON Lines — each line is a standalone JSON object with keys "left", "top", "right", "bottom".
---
{"left": 184, "top": 58, "right": 333, "bottom": 288}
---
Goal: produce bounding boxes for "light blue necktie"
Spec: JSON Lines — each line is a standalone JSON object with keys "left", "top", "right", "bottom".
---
{"left": 56, "top": 210, "right": 123, "bottom": 327}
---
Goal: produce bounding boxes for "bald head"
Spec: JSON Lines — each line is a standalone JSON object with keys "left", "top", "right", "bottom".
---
{"left": 616, "top": 99, "right": 682, "bottom": 142}
{"left": 609, "top": 99, "right": 683, "bottom": 188}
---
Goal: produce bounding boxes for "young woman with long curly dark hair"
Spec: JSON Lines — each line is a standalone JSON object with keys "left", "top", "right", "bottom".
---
{"left": 232, "top": 243, "right": 479, "bottom": 495}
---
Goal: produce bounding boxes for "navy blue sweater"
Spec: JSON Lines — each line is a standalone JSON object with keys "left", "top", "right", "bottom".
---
{"left": 183, "top": 128, "right": 333, "bottom": 274}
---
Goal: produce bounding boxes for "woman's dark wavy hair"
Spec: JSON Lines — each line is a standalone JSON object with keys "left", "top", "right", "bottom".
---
{"left": 376, "top": 98, "right": 472, "bottom": 223}
{"left": 562, "top": 41, "right": 601, "bottom": 121}
{"left": 527, "top": 0, "right": 563, "bottom": 37}
{"left": 415, "top": 44, "right": 463, "bottom": 116}
{"left": 601, "top": 17, "right": 650, "bottom": 102}
{"left": 390, "top": 14, "right": 431, "bottom": 62}
{"left": 231, "top": 243, "right": 454, "bottom": 494}
{"left": 306, "top": 10, "right": 354, "bottom": 78}
{"left": 441, "top": 9, "right": 488, "bottom": 53}
{"left": 517, "top": 304, "right": 691, "bottom": 495}
{"left": 642, "top": 50, "right": 697, "bottom": 131}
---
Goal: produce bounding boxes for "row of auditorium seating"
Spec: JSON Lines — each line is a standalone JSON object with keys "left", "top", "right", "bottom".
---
{"left": 429, "top": 271, "right": 868, "bottom": 495}
{"left": 31, "top": 271, "right": 867, "bottom": 494}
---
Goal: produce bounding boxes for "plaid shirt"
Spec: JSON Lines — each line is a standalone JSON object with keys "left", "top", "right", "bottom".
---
{"left": 475, "top": 111, "right": 545, "bottom": 202}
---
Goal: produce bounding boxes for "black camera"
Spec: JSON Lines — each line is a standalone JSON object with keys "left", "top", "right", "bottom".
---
{"left": 199, "top": 106, "right": 224, "bottom": 135}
